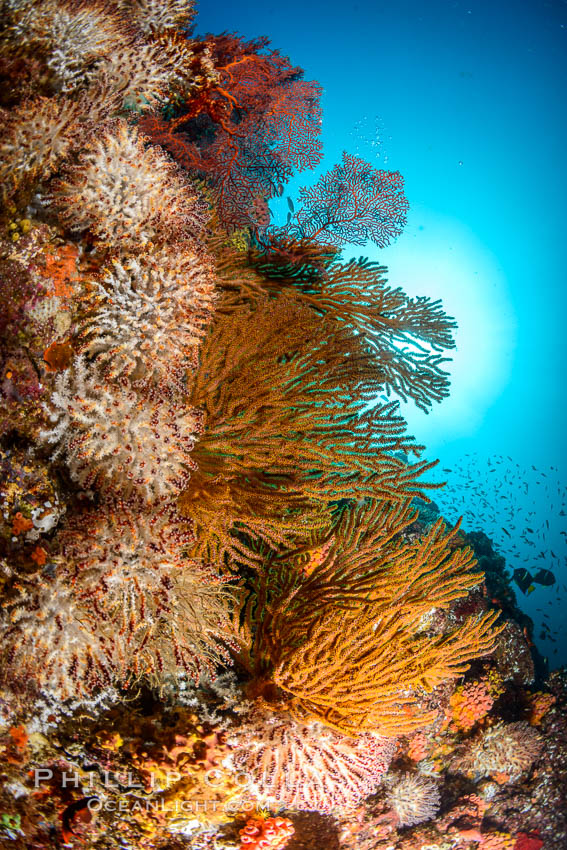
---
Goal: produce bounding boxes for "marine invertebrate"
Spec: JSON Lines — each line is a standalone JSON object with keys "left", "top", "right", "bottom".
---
{"left": 181, "top": 290, "right": 442, "bottom": 569}
{"left": 58, "top": 501, "right": 235, "bottom": 683}
{"left": 406, "top": 731, "right": 429, "bottom": 762}
{"left": 0, "top": 447, "right": 63, "bottom": 553}
{"left": 0, "top": 576, "right": 113, "bottom": 699}
{"left": 450, "top": 721, "right": 543, "bottom": 781}
{"left": 240, "top": 499, "right": 503, "bottom": 736}
{"left": 384, "top": 772, "right": 441, "bottom": 827}
{"left": 97, "top": 36, "right": 205, "bottom": 111}
{"left": 273, "top": 152, "right": 409, "bottom": 249}
{"left": 3, "top": 0, "right": 131, "bottom": 92}
{"left": 239, "top": 248, "right": 457, "bottom": 411}
{"left": 0, "top": 96, "right": 82, "bottom": 197}
{"left": 0, "top": 497, "right": 236, "bottom": 696}
{"left": 117, "top": 0, "right": 196, "bottom": 34}
{"left": 40, "top": 355, "right": 201, "bottom": 501}
{"left": 527, "top": 691, "right": 556, "bottom": 725}
{"left": 140, "top": 33, "right": 323, "bottom": 231}
{"left": 445, "top": 678, "right": 495, "bottom": 732}
{"left": 240, "top": 815, "right": 294, "bottom": 849}
{"left": 50, "top": 120, "right": 208, "bottom": 249}
{"left": 230, "top": 703, "right": 396, "bottom": 813}
{"left": 79, "top": 248, "right": 216, "bottom": 390}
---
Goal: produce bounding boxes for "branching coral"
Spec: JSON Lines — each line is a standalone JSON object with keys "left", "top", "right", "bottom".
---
{"left": 40, "top": 355, "right": 201, "bottom": 501}
{"left": 230, "top": 703, "right": 396, "bottom": 813}
{"left": 140, "top": 32, "right": 323, "bottom": 231}
{"left": 180, "top": 289, "right": 442, "bottom": 570}
{"left": 79, "top": 248, "right": 217, "bottom": 391}
{"left": 239, "top": 499, "right": 503, "bottom": 736}
{"left": 272, "top": 151, "right": 409, "bottom": 249}
{"left": 238, "top": 247, "right": 457, "bottom": 411}
{"left": 50, "top": 120, "right": 209, "bottom": 249}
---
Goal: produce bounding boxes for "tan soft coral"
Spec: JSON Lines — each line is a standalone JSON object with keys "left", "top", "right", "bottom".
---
{"left": 3, "top": 0, "right": 132, "bottom": 92}
{"left": 40, "top": 355, "right": 202, "bottom": 501}
{"left": 49, "top": 120, "right": 209, "bottom": 250}
{"left": 0, "top": 96, "right": 83, "bottom": 197}
{"left": 117, "top": 0, "right": 196, "bottom": 35}
{"left": 79, "top": 247, "right": 217, "bottom": 391}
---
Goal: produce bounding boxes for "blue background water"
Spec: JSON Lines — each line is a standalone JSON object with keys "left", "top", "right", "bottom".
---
{"left": 194, "top": 1, "right": 567, "bottom": 667}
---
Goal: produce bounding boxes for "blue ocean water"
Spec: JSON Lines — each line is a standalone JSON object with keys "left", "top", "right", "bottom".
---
{"left": 196, "top": 0, "right": 567, "bottom": 666}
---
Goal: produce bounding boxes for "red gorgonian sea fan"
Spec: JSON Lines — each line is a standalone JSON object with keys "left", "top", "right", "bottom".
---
{"left": 140, "top": 33, "right": 323, "bottom": 232}
{"left": 271, "top": 151, "right": 409, "bottom": 249}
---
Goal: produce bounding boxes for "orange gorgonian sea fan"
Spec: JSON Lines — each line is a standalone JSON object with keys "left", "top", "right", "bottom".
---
{"left": 79, "top": 247, "right": 217, "bottom": 392}
{"left": 240, "top": 499, "right": 503, "bottom": 736}
{"left": 49, "top": 120, "right": 209, "bottom": 250}
{"left": 40, "top": 355, "right": 202, "bottom": 501}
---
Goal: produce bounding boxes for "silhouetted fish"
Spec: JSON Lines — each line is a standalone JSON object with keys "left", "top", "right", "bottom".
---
{"left": 533, "top": 568, "right": 556, "bottom": 587}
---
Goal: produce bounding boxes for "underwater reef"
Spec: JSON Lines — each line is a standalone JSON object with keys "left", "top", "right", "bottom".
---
{"left": 0, "top": 1, "right": 565, "bottom": 848}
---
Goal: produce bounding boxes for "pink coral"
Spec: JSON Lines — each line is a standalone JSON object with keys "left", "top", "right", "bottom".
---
{"left": 240, "top": 816, "right": 294, "bottom": 849}
{"left": 231, "top": 705, "right": 396, "bottom": 813}
{"left": 446, "top": 679, "right": 494, "bottom": 732}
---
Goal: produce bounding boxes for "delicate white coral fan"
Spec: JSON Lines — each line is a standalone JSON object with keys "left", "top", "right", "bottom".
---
{"left": 80, "top": 249, "right": 216, "bottom": 390}
{"left": 40, "top": 355, "right": 202, "bottom": 501}
{"left": 231, "top": 707, "right": 396, "bottom": 813}
{"left": 50, "top": 120, "right": 209, "bottom": 249}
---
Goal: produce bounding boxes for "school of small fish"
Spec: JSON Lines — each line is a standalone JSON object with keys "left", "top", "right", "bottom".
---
{"left": 430, "top": 452, "right": 566, "bottom": 666}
